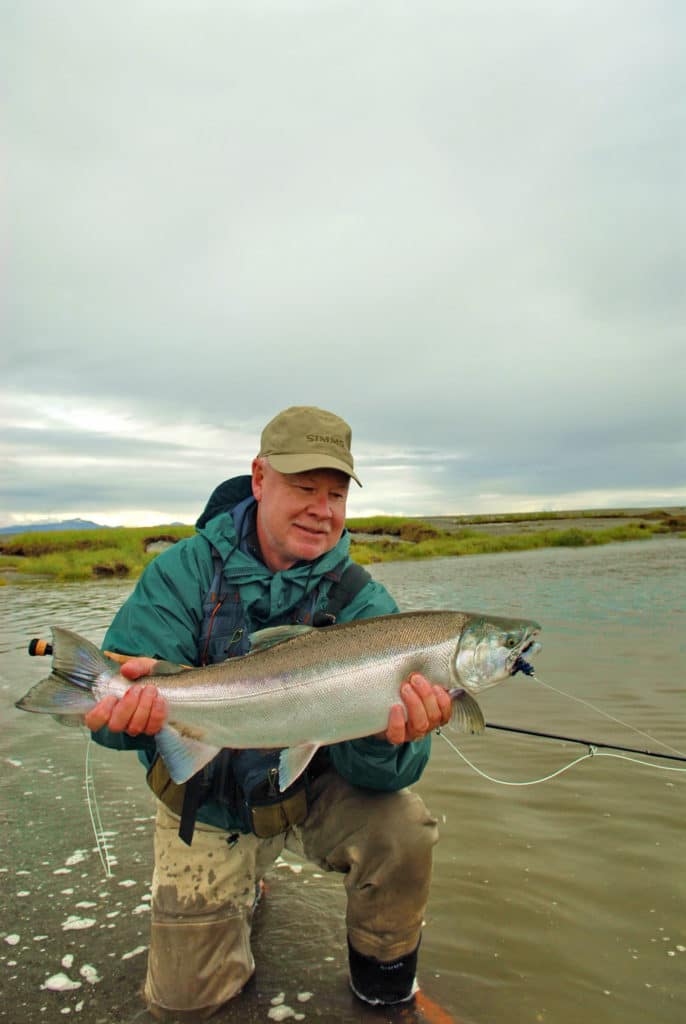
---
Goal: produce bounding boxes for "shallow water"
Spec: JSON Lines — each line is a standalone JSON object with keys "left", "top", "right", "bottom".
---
{"left": 1, "top": 538, "right": 684, "bottom": 1023}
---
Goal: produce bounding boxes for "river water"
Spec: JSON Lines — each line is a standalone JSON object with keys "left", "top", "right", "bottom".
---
{"left": 1, "top": 538, "right": 684, "bottom": 1024}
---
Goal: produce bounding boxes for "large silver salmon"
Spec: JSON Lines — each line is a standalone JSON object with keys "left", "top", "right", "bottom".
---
{"left": 16, "top": 611, "right": 541, "bottom": 790}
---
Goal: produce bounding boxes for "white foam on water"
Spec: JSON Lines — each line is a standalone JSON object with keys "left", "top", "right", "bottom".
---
{"left": 62, "top": 955, "right": 74, "bottom": 969}
{"left": 79, "top": 964, "right": 101, "bottom": 984}
{"left": 118, "top": 879, "right": 136, "bottom": 888}
{"left": 267, "top": 1006, "right": 295, "bottom": 1022}
{"left": 75, "top": 902, "right": 97, "bottom": 909}
{"left": 62, "top": 916, "right": 96, "bottom": 931}
{"left": 53, "top": 868, "right": 72, "bottom": 875}
{"left": 4, "top": 934, "right": 20, "bottom": 945}
{"left": 121, "top": 945, "right": 147, "bottom": 960}
{"left": 296, "top": 991, "right": 313, "bottom": 1001}
{"left": 65, "top": 851, "right": 87, "bottom": 866}
{"left": 271, "top": 992, "right": 285, "bottom": 1005}
{"left": 6, "top": 758, "right": 22, "bottom": 767}
{"left": 61, "top": 889, "right": 75, "bottom": 895}
{"left": 132, "top": 904, "right": 150, "bottom": 915}
{"left": 42, "top": 972, "right": 82, "bottom": 992}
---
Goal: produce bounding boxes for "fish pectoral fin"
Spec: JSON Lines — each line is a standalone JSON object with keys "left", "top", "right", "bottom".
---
{"left": 155, "top": 725, "right": 221, "bottom": 784}
{"left": 278, "top": 742, "right": 320, "bottom": 791}
{"left": 447, "top": 689, "right": 486, "bottom": 734}
{"left": 248, "top": 624, "right": 313, "bottom": 652}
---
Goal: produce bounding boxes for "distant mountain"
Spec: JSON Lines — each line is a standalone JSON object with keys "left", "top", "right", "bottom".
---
{"left": 0, "top": 518, "right": 108, "bottom": 535}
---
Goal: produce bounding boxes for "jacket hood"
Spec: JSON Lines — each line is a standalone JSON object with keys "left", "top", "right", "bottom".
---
{"left": 195, "top": 476, "right": 253, "bottom": 530}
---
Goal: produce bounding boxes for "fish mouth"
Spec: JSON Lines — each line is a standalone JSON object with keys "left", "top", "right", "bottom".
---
{"left": 509, "top": 632, "right": 541, "bottom": 677}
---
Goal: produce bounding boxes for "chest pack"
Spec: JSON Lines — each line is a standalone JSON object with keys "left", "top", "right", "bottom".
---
{"left": 147, "top": 551, "right": 371, "bottom": 845}
{"left": 198, "top": 546, "right": 367, "bottom": 665}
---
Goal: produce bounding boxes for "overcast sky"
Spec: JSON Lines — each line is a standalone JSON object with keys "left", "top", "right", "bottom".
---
{"left": 1, "top": 2, "right": 684, "bottom": 528}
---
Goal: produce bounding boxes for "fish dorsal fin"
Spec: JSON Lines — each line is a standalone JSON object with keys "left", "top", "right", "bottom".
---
{"left": 149, "top": 659, "right": 188, "bottom": 676}
{"left": 248, "top": 624, "right": 313, "bottom": 653}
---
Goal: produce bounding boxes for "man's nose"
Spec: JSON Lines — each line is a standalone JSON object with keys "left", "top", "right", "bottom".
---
{"left": 307, "top": 491, "right": 333, "bottom": 517}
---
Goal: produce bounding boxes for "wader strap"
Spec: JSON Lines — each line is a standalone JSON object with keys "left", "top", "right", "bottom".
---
{"left": 178, "top": 773, "right": 206, "bottom": 846}
{"left": 313, "top": 563, "right": 371, "bottom": 626}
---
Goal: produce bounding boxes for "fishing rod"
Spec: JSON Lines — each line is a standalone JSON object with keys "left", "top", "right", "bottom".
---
{"left": 28, "top": 638, "right": 685, "bottom": 764}
{"left": 484, "top": 722, "right": 686, "bottom": 764}
{"left": 28, "top": 637, "right": 129, "bottom": 664}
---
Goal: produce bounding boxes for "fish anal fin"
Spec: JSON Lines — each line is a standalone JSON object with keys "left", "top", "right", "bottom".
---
{"left": 156, "top": 725, "right": 220, "bottom": 784}
{"left": 447, "top": 689, "right": 486, "bottom": 734}
{"left": 278, "top": 742, "right": 320, "bottom": 791}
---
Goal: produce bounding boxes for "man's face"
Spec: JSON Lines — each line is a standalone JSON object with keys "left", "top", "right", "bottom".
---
{"left": 252, "top": 458, "right": 350, "bottom": 572}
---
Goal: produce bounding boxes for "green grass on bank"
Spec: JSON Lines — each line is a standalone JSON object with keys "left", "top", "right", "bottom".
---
{"left": 350, "top": 523, "right": 668, "bottom": 564}
{"left": 0, "top": 511, "right": 683, "bottom": 582}
{"left": 0, "top": 525, "right": 194, "bottom": 582}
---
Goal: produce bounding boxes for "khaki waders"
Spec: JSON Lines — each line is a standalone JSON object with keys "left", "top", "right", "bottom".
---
{"left": 144, "top": 771, "right": 438, "bottom": 1020}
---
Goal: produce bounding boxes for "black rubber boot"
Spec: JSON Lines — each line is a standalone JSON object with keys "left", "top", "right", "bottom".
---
{"left": 347, "top": 938, "right": 420, "bottom": 1006}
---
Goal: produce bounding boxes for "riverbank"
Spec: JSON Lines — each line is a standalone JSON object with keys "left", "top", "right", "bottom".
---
{"left": 0, "top": 507, "right": 684, "bottom": 583}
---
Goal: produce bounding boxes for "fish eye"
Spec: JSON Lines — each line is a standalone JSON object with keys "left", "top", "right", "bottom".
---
{"left": 505, "top": 636, "right": 517, "bottom": 648}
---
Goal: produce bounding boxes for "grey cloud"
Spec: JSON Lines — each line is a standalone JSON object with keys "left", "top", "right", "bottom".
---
{"left": 2, "top": 2, "right": 684, "bottom": 524}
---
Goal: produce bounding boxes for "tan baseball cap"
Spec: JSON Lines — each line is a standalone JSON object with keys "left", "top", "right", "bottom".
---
{"left": 258, "top": 406, "right": 362, "bottom": 486}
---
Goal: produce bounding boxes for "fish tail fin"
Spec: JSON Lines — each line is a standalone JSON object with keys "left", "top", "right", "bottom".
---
{"left": 447, "top": 688, "right": 485, "bottom": 734}
{"left": 15, "top": 674, "right": 97, "bottom": 717}
{"left": 15, "top": 627, "right": 118, "bottom": 719}
{"left": 50, "top": 626, "right": 119, "bottom": 689}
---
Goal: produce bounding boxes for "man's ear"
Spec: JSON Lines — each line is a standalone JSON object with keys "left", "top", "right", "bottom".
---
{"left": 251, "top": 457, "right": 264, "bottom": 501}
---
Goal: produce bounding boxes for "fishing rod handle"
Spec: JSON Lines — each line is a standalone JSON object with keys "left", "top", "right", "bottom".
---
{"left": 27, "top": 638, "right": 130, "bottom": 664}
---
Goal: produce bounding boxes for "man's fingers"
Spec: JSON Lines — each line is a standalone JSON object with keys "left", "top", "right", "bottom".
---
{"left": 84, "top": 685, "right": 166, "bottom": 736}
{"left": 124, "top": 685, "right": 160, "bottom": 736}
{"left": 120, "top": 657, "right": 158, "bottom": 681}
{"left": 84, "top": 695, "right": 118, "bottom": 732}
{"left": 147, "top": 696, "right": 168, "bottom": 735}
{"left": 406, "top": 674, "right": 447, "bottom": 735}
{"left": 385, "top": 703, "right": 407, "bottom": 745}
{"left": 434, "top": 685, "right": 453, "bottom": 726}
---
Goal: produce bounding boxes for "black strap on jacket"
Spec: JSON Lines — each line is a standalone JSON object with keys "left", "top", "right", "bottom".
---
{"left": 312, "top": 563, "right": 371, "bottom": 626}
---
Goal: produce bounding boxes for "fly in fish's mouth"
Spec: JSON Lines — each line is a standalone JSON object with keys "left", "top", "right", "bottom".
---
{"left": 510, "top": 636, "right": 541, "bottom": 677}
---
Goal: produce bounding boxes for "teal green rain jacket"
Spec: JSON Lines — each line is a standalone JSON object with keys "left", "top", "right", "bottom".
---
{"left": 92, "top": 476, "right": 431, "bottom": 830}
